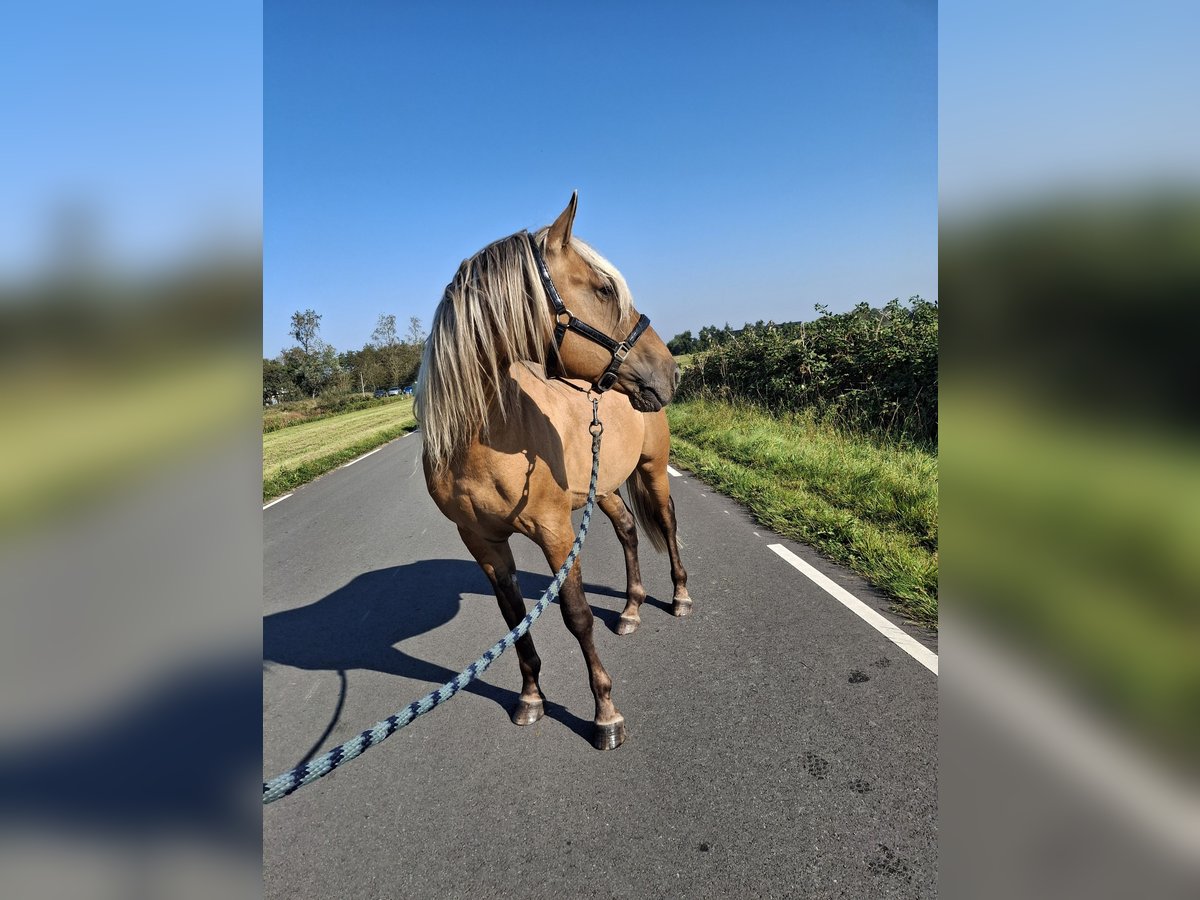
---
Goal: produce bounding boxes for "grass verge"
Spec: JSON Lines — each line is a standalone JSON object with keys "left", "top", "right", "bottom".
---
{"left": 263, "top": 398, "right": 417, "bottom": 500}
{"left": 666, "top": 397, "right": 937, "bottom": 626}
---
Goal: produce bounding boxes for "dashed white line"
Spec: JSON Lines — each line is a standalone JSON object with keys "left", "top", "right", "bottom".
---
{"left": 341, "top": 446, "right": 383, "bottom": 468}
{"left": 767, "top": 544, "right": 938, "bottom": 675}
{"left": 666, "top": 465, "right": 682, "bottom": 477}
{"left": 263, "top": 493, "right": 293, "bottom": 510}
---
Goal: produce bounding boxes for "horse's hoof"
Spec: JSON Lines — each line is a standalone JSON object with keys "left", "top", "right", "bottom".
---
{"left": 616, "top": 615, "right": 640, "bottom": 635}
{"left": 672, "top": 598, "right": 693, "bottom": 618}
{"left": 592, "top": 717, "right": 626, "bottom": 751}
{"left": 511, "top": 698, "right": 544, "bottom": 726}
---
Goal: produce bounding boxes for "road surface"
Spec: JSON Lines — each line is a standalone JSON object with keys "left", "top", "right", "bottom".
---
{"left": 264, "top": 429, "right": 938, "bottom": 898}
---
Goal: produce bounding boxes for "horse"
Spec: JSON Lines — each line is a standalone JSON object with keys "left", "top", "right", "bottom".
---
{"left": 415, "top": 193, "right": 691, "bottom": 750}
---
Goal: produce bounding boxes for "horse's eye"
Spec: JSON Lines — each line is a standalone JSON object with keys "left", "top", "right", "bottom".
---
{"left": 596, "top": 282, "right": 615, "bottom": 298}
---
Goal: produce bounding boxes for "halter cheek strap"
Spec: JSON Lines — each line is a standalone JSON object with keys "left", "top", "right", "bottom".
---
{"left": 526, "top": 231, "right": 651, "bottom": 393}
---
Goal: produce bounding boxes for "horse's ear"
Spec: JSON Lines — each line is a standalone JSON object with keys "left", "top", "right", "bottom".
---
{"left": 547, "top": 191, "right": 578, "bottom": 250}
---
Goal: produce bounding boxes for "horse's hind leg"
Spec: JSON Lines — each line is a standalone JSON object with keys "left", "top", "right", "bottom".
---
{"left": 638, "top": 461, "right": 692, "bottom": 616}
{"left": 535, "top": 520, "right": 626, "bottom": 750}
{"left": 458, "top": 528, "right": 546, "bottom": 726}
{"left": 598, "top": 491, "right": 647, "bottom": 636}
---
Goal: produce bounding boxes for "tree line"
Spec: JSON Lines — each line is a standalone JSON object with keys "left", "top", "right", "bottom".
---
{"left": 263, "top": 309, "right": 425, "bottom": 403}
{"left": 666, "top": 323, "right": 739, "bottom": 355}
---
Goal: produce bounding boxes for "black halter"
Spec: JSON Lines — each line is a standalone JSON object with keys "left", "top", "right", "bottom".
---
{"left": 526, "top": 231, "right": 651, "bottom": 393}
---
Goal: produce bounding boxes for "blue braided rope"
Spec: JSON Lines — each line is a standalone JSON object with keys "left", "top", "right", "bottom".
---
{"left": 263, "top": 419, "right": 604, "bottom": 804}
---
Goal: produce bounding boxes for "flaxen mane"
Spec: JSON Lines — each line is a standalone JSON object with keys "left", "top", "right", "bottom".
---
{"left": 415, "top": 228, "right": 632, "bottom": 473}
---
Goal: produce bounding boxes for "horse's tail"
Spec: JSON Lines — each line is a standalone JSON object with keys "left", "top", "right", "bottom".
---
{"left": 622, "top": 466, "right": 670, "bottom": 554}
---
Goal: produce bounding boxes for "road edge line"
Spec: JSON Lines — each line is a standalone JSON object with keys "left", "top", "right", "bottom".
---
{"left": 767, "top": 543, "right": 937, "bottom": 675}
{"left": 341, "top": 446, "right": 383, "bottom": 468}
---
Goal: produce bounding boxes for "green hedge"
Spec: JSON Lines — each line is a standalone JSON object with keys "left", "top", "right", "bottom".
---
{"left": 678, "top": 297, "right": 937, "bottom": 445}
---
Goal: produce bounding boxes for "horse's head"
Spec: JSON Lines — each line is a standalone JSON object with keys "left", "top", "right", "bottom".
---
{"left": 536, "top": 193, "right": 679, "bottom": 412}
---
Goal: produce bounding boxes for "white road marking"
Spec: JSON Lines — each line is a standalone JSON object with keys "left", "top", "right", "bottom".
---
{"left": 263, "top": 493, "right": 293, "bottom": 510}
{"left": 767, "top": 544, "right": 938, "bottom": 675}
{"left": 666, "top": 465, "right": 682, "bottom": 477}
{"left": 341, "top": 446, "right": 383, "bottom": 468}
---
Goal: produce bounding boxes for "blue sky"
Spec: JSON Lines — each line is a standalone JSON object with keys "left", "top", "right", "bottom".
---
{"left": 265, "top": 0, "right": 936, "bottom": 355}
{"left": 0, "top": 2, "right": 261, "bottom": 277}
{"left": 940, "top": 1, "right": 1200, "bottom": 214}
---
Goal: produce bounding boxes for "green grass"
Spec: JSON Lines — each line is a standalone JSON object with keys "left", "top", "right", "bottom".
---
{"left": 263, "top": 392, "right": 412, "bottom": 432}
{"left": 666, "top": 397, "right": 938, "bottom": 625}
{"left": 263, "top": 397, "right": 417, "bottom": 500}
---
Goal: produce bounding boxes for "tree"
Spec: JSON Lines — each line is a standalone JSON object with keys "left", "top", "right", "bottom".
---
{"left": 667, "top": 330, "right": 696, "bottom": 355}
{"left": 284, "top": 308, "right": 341, "bottom": 396}
{"left": 263, "top": 357, "right": 291, "bottom": 403}
{"left": 405, "top": 316, "right": 425, "bottom": 347}
{"left": 371, "top": 313, "right": 398, "bottom": 349}
{"left": 281, "top": 343, "right": 340, "bottom": 398}
{"left": 290, "top": 309, "right": 322, "bottom": 354}
{"left": 369, "top": 313, "right": 405, "bottom": 388}
{"left": 391, "top": 316, "right": 425, "bottom": 387}
{"left": 340, "top": 347, "right": 380, "bottom": 394}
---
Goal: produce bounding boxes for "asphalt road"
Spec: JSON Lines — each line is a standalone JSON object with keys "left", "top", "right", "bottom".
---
{"left": 263, "top": 429, "right": 938, "bottom": 899}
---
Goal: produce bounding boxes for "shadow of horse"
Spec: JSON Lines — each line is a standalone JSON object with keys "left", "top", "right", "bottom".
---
{"left": 263, "top": 559, "right": 672, "bottom": 754}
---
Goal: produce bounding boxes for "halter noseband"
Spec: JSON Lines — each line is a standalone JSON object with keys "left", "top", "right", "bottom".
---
{"left": 526, "top": 231, "right": 651, "bottom": 394}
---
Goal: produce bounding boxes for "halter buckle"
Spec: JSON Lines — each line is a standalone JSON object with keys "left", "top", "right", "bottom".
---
{"left": 595, "top": 370, "right": 619, "bottom": 392}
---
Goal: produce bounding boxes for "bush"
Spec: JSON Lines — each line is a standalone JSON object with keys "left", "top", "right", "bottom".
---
{"left": 678, "top": 298, "right": 937, "bottom": 445}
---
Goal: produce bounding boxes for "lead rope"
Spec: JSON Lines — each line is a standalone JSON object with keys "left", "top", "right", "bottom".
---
{"left": 263, "top": 399, "right": 604, "bottom": 804}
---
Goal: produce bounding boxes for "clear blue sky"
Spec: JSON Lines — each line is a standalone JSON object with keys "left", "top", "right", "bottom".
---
{"left": 271, "top": 0, "right": 938, "bottom": 354}
{"left": 1, "top": 2, "right": 261, "bottom": 278}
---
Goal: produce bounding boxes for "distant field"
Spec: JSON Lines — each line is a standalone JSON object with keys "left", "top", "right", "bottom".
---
{"left": 263, "top": 398, "right": 417, "bottom": 499}
{"left": 263, "top": 393, "right": 411, "bottom": 432}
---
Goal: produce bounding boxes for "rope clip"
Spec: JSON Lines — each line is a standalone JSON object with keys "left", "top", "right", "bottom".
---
{"left": 589, "top": 396, "right": 603, "bottom": 436}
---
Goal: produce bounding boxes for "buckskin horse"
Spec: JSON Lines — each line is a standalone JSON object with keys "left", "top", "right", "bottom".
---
{"left": 415, "top": 193, "right": 691, "bottom": 750}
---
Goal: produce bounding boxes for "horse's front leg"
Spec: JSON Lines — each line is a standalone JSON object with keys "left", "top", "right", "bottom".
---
{"left": 458, "top": 527, "right": 546, "bottom": 726}
{"left": 598, "top": 490, "right": 647, "bottom": 635}
{"left": 535, "top": 517, "right": 626, "bottom": 750}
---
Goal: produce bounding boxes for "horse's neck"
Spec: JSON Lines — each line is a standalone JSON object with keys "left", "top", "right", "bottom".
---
{"left": 487, "top": 362, "right": 590, "bottom": 438}
{"left": 517, "top": 360, "right": 588, "bottom": 392}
